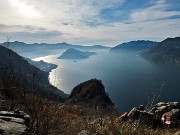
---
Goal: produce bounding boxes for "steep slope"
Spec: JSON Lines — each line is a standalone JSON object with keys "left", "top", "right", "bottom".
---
{"left": 110, "top": 40, "right": 158, "bottom": 52}
{"left": 142, "top": 37, "right": 180, "bottom": 64}
{"left": 58, "top": 48, "right": 97, "bottom": 59}
{"left": 0, "top": 45, "right": 67, "bottom": 100}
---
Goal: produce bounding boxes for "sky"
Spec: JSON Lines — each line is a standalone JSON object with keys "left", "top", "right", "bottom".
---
{"left": 0, "top": 0, "right": 180, "bottom": 46}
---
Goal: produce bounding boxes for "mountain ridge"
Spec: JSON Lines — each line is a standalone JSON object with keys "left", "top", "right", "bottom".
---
{"left": 110, "top": 40, "right": 159, "bottom": 52}
{"left": 142, "top": 37, "right": 180, "bottom": 64}
{"left": 2, "top": 41, "right": 110, "bottom": 49}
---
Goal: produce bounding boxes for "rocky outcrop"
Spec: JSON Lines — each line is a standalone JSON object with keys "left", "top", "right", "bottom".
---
{"left": 127, "top": 107, "right": 154, "bottom": 124}
{"left": 149, "top": 102, "right": 180, "bottom": 120}
{"left": 67, "top": 79, "right": 116, "bottom": 113}
{"left": 0, "top": 111, "right": 31, "bottom": 135}
{"left": 118, "top": 102, "right": 180, "bottom": 128}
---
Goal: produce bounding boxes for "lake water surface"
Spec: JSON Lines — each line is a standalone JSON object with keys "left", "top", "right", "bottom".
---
{"left": 33, "top": 49, "right": 180, "bottom": 112}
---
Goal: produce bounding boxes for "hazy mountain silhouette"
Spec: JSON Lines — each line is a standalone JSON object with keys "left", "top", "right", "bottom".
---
{"left": 110, "top": 40, "right": 158, "bottom": 52}
{"left": 2, "top": 41, "right": 109, "bottom": 51}
{"left": 142, "top": 37, "right": 180, "bottom": 64}
{"left": 1, "top": 41, "right": 109, "bottom": 58}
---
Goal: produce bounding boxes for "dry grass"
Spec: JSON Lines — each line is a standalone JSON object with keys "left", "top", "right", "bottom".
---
{"left": 90, "top": 120, "right": 179, "bottom": 135}
{"left": 0, "top": 84, "right": 179, "bottom": 135}
{"left": 0, "top": 88, "right": 179, "bottom": 135}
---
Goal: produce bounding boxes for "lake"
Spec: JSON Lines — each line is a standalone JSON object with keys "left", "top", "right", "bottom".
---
{"left": 33, "top": 49, "right": 180, "bottom": 112}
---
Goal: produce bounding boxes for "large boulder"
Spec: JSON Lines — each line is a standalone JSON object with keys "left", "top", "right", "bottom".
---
{"left": 0, "top": 111, "right": 30, "bottom": 135}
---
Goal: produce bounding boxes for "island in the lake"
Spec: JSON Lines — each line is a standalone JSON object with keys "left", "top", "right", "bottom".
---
{"left": 58, "top": 48, "right": 97, "bottom": 59}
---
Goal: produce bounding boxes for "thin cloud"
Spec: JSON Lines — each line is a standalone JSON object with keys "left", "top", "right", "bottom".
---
{"left": 130, "top": 0, "right": 180, "bottom": 22}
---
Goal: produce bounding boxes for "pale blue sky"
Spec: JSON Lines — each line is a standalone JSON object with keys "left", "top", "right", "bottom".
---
{"left": 0, "top": 0, "right": 180, "bottom": 46}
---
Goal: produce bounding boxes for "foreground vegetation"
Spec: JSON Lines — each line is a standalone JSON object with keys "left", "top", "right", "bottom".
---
{"left": 0, "top": 86, "right": 179, "bottom": 135}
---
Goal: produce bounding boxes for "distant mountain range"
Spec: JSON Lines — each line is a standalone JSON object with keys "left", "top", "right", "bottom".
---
{"left": 2, "top": 38, "right": 180, "bottom": 65}
{"left": 110, "top": 40, "right": 159, "bottom": 52}
{"left": 1, "top": 41, "right": 109, "bottom": 58}
{"left": 142, "top": 37, "right": 180, "bottom": 65}
{"left": 0, "top": 45, "right": 67, "bottom": 100}
{"left": 58, "top": 48, "right": 97, "bottom": 59}
{"left": 2, "top": 41, "right": 109, "bottom": 51}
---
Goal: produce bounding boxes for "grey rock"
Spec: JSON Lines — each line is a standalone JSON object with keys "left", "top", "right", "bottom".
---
{"left": 155, "top": 102, "right": 167, "bottom": 107}
{"left": 147, "top": 102, "right": 180, "bottom": 121}
{"left": 0, "top": 111, "right": 30, "bottom": 124}
{"left": 120, "top": 102, "right": 180, "bottom": 128}
{"left": 168, "top": 102, "right": 180, "bottom": 109}
{"left": 0, "top": 116, "right": 27, "bottom": 134}
{"left": 0, "top": 111, "right": 30, "bottom": 135}
{"left": 152, "top": 102, "right": 180, "bottom": 120}
{"left": 127, "top": 107, "right": 154, "bottom": 124}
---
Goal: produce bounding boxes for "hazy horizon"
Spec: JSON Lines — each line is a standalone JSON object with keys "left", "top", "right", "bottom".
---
{"left": 0, "top": 38, "right": 163, "bottom": 47}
